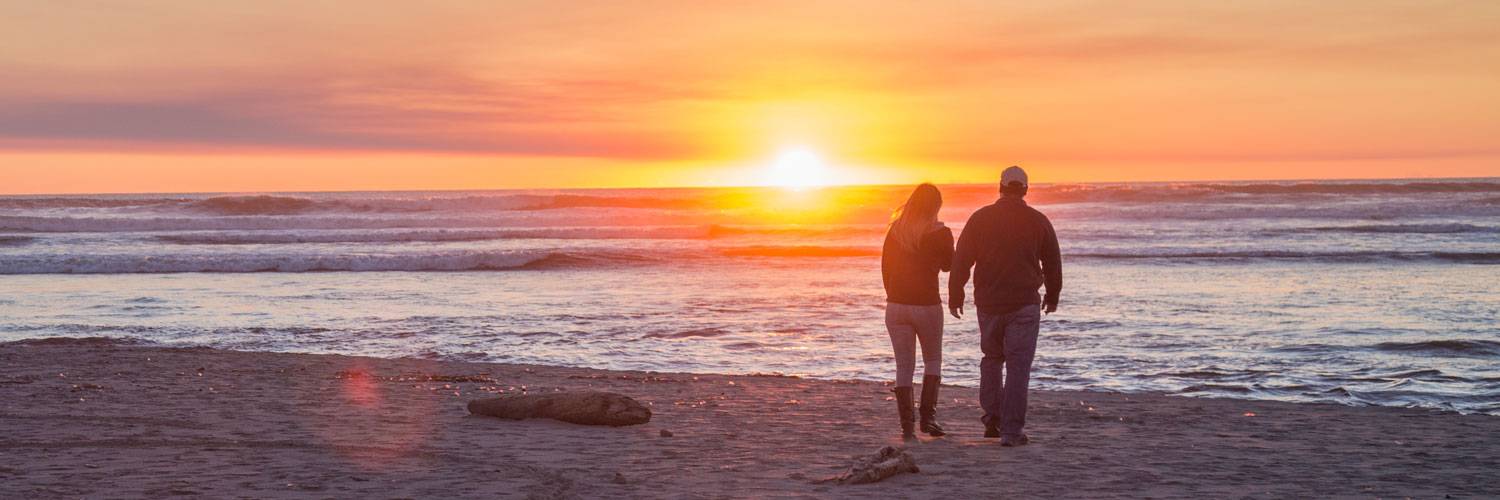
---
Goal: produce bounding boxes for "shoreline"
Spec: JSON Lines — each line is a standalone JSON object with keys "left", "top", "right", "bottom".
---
{"left": 3, "top": 338, "right": 1498, "bottom": 498}
{"left": 4, "top": 333, "right": 1489, "bottom": 418}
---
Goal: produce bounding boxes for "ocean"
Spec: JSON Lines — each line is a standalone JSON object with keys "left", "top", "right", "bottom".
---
{"left": 1, "top": 179, "right": 1497, "bottom": 414}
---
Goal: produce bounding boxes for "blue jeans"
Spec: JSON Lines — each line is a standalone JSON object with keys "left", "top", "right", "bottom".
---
{"left": 978, "top": 304, "right": 1040, "bottom": 437}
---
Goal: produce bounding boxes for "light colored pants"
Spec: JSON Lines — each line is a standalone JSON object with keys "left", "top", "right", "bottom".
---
{"left": 885, "top": 302, "right": 944, "bottom": 388}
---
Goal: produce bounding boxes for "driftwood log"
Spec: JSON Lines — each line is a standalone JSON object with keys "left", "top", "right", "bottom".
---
{"left": 828, "top": 446, "right": 920, "bottom": 484}
{"left": 467, "top": 391, "right": 652, "bottom": 427}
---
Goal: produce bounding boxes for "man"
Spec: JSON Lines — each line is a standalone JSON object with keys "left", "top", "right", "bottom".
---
{"left": 949, "top": 166, "right": 1061, "bottom": 446}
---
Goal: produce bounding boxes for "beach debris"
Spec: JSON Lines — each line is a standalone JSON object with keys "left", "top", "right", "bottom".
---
{"left": 467, "top": 391, "right": 652, "bottom": 426}
{"left": 660, "top": 429, "right": 674, "bottom": 437}
{"left": 611, "top": 472, "right": 628, "bottom": 484}
{"left": 826, "top": 446, "right": 919, "bottom": 485}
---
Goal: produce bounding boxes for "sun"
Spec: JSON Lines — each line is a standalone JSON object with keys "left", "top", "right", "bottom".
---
{"left": 765, "top": 147, "right": 831, "bottom": 189}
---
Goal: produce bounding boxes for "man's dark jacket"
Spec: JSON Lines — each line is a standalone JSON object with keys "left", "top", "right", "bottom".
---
{"left": 949, "top": 195, "right": 1061, "bottom": 313}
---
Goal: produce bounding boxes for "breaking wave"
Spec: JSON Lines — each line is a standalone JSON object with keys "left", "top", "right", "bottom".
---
{"left": 0, "top": 243, "right": 884, "bottom": 275}
{"left": 720, "top": 245, "right": 882, "bottom": 258}
{"left": 1266, "top": 223, "right": 1500, "bottom": 235}
{"left": 1369, "top": 339, "right": 1500, "bottom": 357}
{"left": 0, "top": 250, "right": 660, "bottom": 274}
{"left": 182, "top": 193, "right": 714, "bottom": 214}
{"left": 187, "top": 195, "right": 326, "bottom": 215}
{"left": 0, "top": 235, "right": 36, "bottom": 246}
{"left": 180, "top": 194, "right": 540, "bottom": 215}
{"left": 149, "top": 225, "right": 886, "bottom": 245}
{"left": 642, "top": 328, "right": 733, "bottom": 339}
{"left": 1070, "top": 250, "right": 1500, "bottom": 264}
{"left": 1019, "top": 181, "right": 1500, "bottom": 205}
{"left": 1276, "top": 340, "right": 1500, "bottom": 358}
{"left": 0, "top": 214, "right": 889, "bottom": 237}
{"left": 0, "top": 197, "right": 194, "bottom": 210}
{"left": 153, "top": 227, "right": 714, "bottom": 244}
{"left": 0, "top": 215, "right": 504, "bottom": 233}
{"left": 2, "top": 336, "right": 155, "bottom": 347}
{"left": 4, "top": 180, "right": 1496, "bottom": 215}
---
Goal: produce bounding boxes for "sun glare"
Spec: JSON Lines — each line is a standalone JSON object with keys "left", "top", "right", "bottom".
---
{"left": 766, "top": 147, "right": 831, "bottom": 189}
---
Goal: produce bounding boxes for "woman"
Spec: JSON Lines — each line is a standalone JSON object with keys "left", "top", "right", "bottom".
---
{"left": 881, "top": 183, "right": 953, "bottom": 439}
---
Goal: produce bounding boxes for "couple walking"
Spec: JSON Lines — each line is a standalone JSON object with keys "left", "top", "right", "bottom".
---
{"left": 881, "top": 166, "right": 1062, "bottom": 446}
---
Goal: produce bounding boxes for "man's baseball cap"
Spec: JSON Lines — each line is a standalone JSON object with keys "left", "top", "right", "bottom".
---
{"left": 1001, "top": 166, "right": 1028, "bottom": 188}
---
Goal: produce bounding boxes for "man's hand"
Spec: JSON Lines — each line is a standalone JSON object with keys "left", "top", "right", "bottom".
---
{"left": 949, "top": 304, "right": 963, "bottom": 319}
{"left": 1043, "top": 302, "right": 1058, "bottom": 315}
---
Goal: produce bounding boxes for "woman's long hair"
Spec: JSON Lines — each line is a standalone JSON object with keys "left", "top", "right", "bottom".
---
{"left": 889, "top": 183, "right": 943, "bottom": 252}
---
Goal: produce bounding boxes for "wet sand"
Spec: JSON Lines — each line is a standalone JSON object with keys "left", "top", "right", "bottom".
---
{"left": 2, "top": 338, "right": 1497, "bottom": 498}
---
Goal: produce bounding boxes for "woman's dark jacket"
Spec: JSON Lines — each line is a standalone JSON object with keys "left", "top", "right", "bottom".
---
{"left": 881, "top": 224, "right": 955, "bottom": 306}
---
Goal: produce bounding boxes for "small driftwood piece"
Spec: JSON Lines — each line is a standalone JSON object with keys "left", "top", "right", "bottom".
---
{"left": 467, "top": 391, "right": 652, "bottom": 427}
{"left": 827, "top": 446, "right": 919, "bottom": 484}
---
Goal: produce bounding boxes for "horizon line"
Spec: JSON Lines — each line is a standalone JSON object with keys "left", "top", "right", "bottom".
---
{"left": 0, "top": 174, "right": 1495, "bottom": 197}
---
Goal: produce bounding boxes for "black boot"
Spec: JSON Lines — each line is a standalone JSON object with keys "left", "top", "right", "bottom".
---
{"left": 919, "top": 375, "right": 946, "bottom": 437}
{"left": 894, "top": 386, "right": 916, "bottom": 439}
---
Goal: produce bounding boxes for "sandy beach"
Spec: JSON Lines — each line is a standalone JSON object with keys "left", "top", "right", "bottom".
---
{"left": 2, "top": 337, "right": 1497, "bottom": 499}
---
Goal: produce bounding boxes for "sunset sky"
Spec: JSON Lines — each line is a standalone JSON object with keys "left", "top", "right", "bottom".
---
{"left": 2, "top": 1, "right": 1498, "bottom": 194}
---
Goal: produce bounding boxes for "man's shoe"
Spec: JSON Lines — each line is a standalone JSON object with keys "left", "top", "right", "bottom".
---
{"left": 1000, "top": 434, "right": 1030, "bottom": 447}
{"left": 983, "top": 420, "right": 1000, "bottom": 439}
